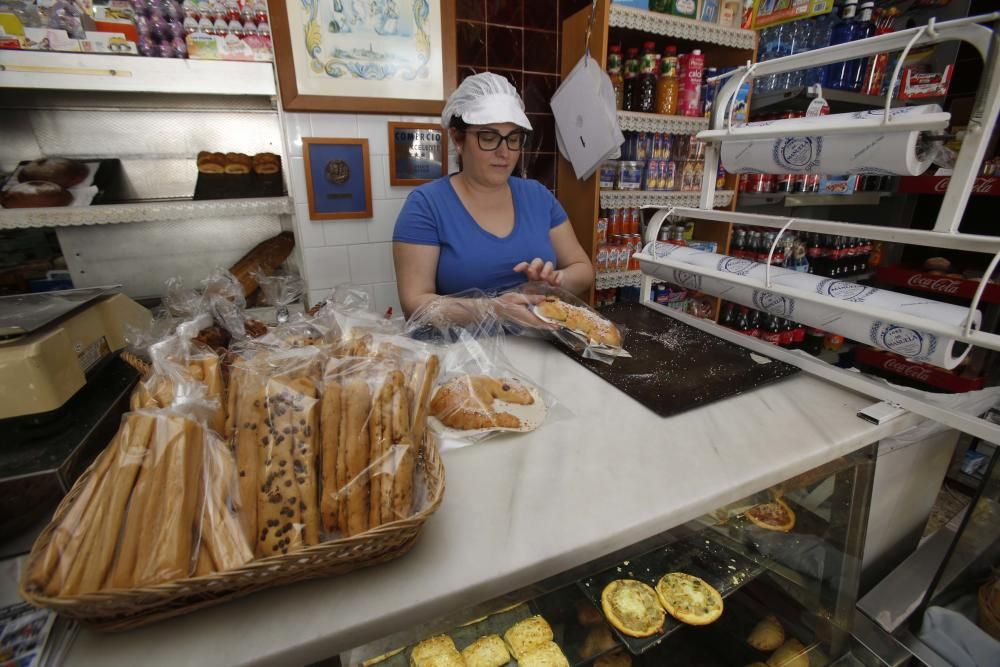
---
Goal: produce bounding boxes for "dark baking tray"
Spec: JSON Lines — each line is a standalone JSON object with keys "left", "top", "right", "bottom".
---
{"left": 576, "top": 533, "right": 765, "bottom": 655}
{"left": 557, "top": 302, "right": 798, "bottom": 417}
{"left": 8, "top": 158, "right": 122, "bottom": 204}
{"left": 193, "top": 171, "right": 285, "bottom": 199}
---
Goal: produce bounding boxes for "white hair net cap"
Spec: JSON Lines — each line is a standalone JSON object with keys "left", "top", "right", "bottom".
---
{"left": 440, "top": 72, "right": 532, "bottom": 131}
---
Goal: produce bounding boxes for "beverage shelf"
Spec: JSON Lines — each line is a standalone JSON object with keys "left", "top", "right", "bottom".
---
{"left": 601, "top": 189, "right": 734, "bottom": 209}
{"left": 0, "top": 196, "right": 292, "bottom": 229}
{"left": 875, "top": 264, "right": 1000, "bottom": 304}
{"left": 608, "top": 5, "right": 756, "bottom": 50}
{"left": 596, "top": 270, "right": 643, "bottom": 290}
{"left": 737, "top": 191, "right": 891, "bottom": 207}
{"left": 898, "top": 175, "right": 1000, "bottom": 196}
{"left": 748, "top": 85, "right": 909, "bottom": 113}
{"left": 617, "top": 110, "right": 709, "bottom": 134}
{"left": 0, "top": 50, "right": 277, "bottom": 96}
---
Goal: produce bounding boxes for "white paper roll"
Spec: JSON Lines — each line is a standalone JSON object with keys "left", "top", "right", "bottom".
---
{"left": 640, "top": 242, "right": 979, "bottom": 370}
{"left": 720, "top": 105, "right": 943, "bottom": 176}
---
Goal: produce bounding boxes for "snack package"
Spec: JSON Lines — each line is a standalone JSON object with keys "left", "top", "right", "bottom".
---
{"left": 23, "top": 408, "right": 252, "bottom": 598}
{"left": 404, "top": 292, "right": 559, "bottom": 448}
{"left": 131, "top": 328, "right": 226, "bottom": 436}
{"left": 511, "top": 283, "right": 629, "bottom": 364}
{"left": 253, "top": 269, "right": 304, "bottom": 324}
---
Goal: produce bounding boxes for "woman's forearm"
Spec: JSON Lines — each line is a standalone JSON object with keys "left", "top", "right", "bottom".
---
{"left": 559, "top": 261, "right": 594, "bottom": 299}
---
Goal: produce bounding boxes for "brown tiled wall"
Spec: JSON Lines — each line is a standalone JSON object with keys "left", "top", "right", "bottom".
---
{"left": 455, "top": 0, "right": 592, "bottom": 191}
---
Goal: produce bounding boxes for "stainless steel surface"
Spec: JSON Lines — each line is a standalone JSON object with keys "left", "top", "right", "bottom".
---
{"left": 0, "top": 286, "right": 118, "bottom": 337}
{"left": 850, "top": 610, "right": 923, "bottom": 667}
{"left": 56, "top": 214, "right": 283, "bottom": 298}
{"left": 862, "top": 431, "right": 959, "bottom": 594}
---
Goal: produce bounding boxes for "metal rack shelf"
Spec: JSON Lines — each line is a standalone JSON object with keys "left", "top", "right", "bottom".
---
{"left": 737, "top": 192, "right": 891, "bottom": 207}
{"left": 608, "top": 5, "right": 756, "bottom": 50}
{"left": 617, "top": 111, "right": 709, "bottom": 134}
{"left": 749, "top": 86, "right": 910, "bottom": 113}
{"left": 0, "top": 196, "right": 292, "bottom": 229}
{"left": 0, "top": 51, "right": 277, "bottom": 96}
{"left": 601, "top": 189, "right": 734, "bottom": 209}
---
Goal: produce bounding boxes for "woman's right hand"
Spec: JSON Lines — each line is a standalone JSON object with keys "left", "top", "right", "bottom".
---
{"left": 493, "top": 292, "right": 556, "bottom": 330}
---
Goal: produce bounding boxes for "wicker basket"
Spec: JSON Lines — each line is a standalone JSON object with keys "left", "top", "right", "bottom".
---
{"left": 20, "top": 434, "right": 445, "bottom": 632}
{"left": 979, "top": 577, "right": 1000, "bottom": 640}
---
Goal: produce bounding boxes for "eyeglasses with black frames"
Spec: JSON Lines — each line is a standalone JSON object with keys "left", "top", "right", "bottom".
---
{"left": 472, "top": 129, "right": 529, "bottom": 151}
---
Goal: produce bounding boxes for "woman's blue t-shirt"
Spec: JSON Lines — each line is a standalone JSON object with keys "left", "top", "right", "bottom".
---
{"left": 392, "top": 175, "right": 568, "bottom": 295}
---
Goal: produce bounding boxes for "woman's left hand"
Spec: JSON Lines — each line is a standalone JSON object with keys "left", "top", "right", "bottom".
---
{"left": 513, "top": 258, "right": 563, "bottom": 287}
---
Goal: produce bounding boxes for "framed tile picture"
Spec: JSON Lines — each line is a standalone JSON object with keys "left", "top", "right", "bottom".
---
{"left": 269, "top": 0, "right": 457, "bottom": 114}
{"left": 303, "top": 138, "right": 373, "bottom": 220}
{"left": 387, "top": 121, "right": 448, "bottom": 186}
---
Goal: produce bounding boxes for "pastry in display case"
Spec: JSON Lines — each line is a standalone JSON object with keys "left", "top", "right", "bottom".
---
{"left": 341, "top": 448, "right": 879, "bottom": 666}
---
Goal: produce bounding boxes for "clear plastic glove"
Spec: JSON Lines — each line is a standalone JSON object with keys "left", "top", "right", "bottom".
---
{"left": 493, "top": 292, "right": 556, "bottom": 330}
{"left": 514, "top": 258, "right": 564, "bottom": 288}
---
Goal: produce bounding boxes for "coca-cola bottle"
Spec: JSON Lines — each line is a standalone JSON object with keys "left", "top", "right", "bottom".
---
{"left": 762, "top": 314, "right": 783, "bottom": 344}
{"left": 735, "top": 306, "right": 752, "bottom": 335}
{"left": 747, "top": 309, "right": 762, "bottom": 338}
{"left": 779, "top": 318, "right": 795, "bottom": 347}
{"left": 719, "top": 301, "right": 736, "bottom": 328}
{"left": 791, "top": 320, "right": 806, "bottom": 349}
{"left": 731, "top": 228, "right": 747, "bottom": 258}
{"left": 806, "top": 233, "right": 822, "bottom": 275}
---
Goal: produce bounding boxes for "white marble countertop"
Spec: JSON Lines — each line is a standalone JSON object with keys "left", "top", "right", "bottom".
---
{"left": 67, "top": 337, "right": 921, "bottom": 667}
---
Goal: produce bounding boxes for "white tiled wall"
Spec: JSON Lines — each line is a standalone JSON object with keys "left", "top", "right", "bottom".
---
{"left": 283, "top": 111, "right": 447, "bottom": 317}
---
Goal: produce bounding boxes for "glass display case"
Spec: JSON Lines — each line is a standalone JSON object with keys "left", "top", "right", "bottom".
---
{"left": 341, "top": 446, "right": 878, "bottom": 667}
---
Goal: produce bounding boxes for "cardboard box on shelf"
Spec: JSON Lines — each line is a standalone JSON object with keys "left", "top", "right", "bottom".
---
{"left": 185, "top": 30, "right": 272, "bottom": 61}
{"left": 21, "top": 27, "right": 81, "bottom": 51}
{"left": 82, "top": 30, "right": 137, "bottom": 54}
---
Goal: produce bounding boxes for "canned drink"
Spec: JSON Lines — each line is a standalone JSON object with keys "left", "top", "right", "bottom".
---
{"left": 628, "top": 208, "right": 640, "bottom": 235}
{"left": 595, "top": 217, "right": 608, "bottom": 244}
{"left": 761, "top": 173, "right": 777, "bottom": 193}
{"left": 674, "top": 134, "right": 688, "bottom": 160}
{"left": 688, "top": 138, "right": 705, "bottom": 160}
{"left": 595, "top": 245, "right": 609, "bottom": 274}
{"left": 651, "top": 133, "right": 662, "bottom": 160}
{"left": 644, "top": 159, "right": 658, "bottom": 190}
{"left": 776, "top": 173, "right": 794, "bottom": 193}
{"left": 663, "top": 159, "right": 678, "bottom": 191}
{"left": 609, "top": 209, "right": 623, "bottom": 236}
{"left": 617, "top": 244, "right": 631, "bottom": 272}
{"left": 662, "top": 134, "right": 673, "bottom": 161}
{"left": 636, "top": 132, "right": 649, "bottom": 161}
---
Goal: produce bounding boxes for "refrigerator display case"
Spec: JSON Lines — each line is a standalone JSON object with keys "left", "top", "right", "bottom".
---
{"left": 342, "top": 447, "right": 878, "bottom": 667}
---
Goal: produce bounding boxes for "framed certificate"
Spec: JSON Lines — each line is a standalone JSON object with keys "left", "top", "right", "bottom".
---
{"left": 387, "top": 122, "right": 449, "bottom": 186}
{"left": 303, "top": 138, "right": 373, "bottom": 220}
{"left": 269, "top": 0, "right": 457, "bottom": 114}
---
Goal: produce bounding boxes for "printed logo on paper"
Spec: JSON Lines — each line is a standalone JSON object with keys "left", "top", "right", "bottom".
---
{"left": 773, "top": 136, "right": 822, "bottom": 172}
{"left": 753, "top": 290, "right": 795, "bottom": 318}
{"left": 816, "top": 279, "right": 879, "bottom": 303}
{"left": 717, "top": 256, "right": 758, "bottom": 276}
{"left": 673, "top": 270, "right": 701, "bottom": 290}
{"left": 869, "top": 322, "right": 935, "bottom": 360}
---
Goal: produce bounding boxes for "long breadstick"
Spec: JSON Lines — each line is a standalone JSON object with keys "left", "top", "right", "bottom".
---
{"left": 368, "top": 380, "right": 386, "bottom": 529}
{"left": 320, "top": 380, "right": 342, "bottom": 534}
{"left": 384, "top": 371, "right": 407, "bottom": 521}
{"left": 344, "top": 379, "right": 371, "bottom": 537}
{"left": 287, "top": 377, "right": 321, "bottom": 546}
{"left": 336, "top": 378, "right": 350, "bottom": 533}
{"left": 409, "top": 355, "right": 440, "bottom": 450}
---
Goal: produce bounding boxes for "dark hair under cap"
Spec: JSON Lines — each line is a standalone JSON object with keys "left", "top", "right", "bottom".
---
{"left": 449, "top": 115, "right": 469, "bottom": 130}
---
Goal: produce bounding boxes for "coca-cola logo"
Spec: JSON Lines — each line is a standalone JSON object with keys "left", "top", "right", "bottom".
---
{"left": 907, "top": 274, "right": 962, "bottom": 294}
{"left": 933, "top": 177, "right": 997, "bottom": 193}
{"left": 817, "top": 279, "right": 878, "bottom": 302}
{"left": 884, "top": 358, "right": 933, "bottom": 382}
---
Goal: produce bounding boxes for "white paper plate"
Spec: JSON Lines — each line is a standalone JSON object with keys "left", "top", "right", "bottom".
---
{"left": 531, "top": 305, "right": 631, "bottom": 358}
{"left": 428, "top": 382, "right": 548, "bottom": 438}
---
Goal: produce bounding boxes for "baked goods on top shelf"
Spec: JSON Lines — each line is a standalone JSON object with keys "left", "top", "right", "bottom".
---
{"left": 253, "top": 152, "right": 282, "bottom": 175}
{"left": 410, "top": 635, "right": 463, "bottom": 667}
{"left": 745, "top": 497, "right": 796, "bottom": 533}
{"left": 747, "top": 614, "right": 785, "bottom": 651}
{"left": 460, "top": 634, "right": 509, "bottom": 667}
{"left": 517, "top": 641, "right": 569, "bottom": 667}
{"left": 197, "top": 152, "right": 226, "bottom": 174}
{"left": 534, "top": 296, "right": 623, "bottom": 348}
{"left": 654, "top": 572, "right": 723, "bottom": 626}
{"left": 430, "top": 375, "right": 536, "bottom": 430}
{"left": 224, "top": 153, "right": 253, "bottom": 175}
{"left": 1, "top": 181, "right": 74, "bottom": 209}
{"left": 197, "top": 151, "right": 283, "bottom": 177}
{"left": 601, "top": 579, "right": 666, "bottom": 638}
{"left": 503, "top": 615, "right": 554, "bottom": 661}
{"left": 18, "top": 158, "right": 89, "bottom": 189}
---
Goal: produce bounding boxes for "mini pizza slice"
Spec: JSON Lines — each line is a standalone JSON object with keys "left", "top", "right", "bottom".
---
{"left": 745, "top": 497, "right": 796, "bottom": 532}
{"left": 654, "top": 572, "right": 723, "bottom": 626}
{"left": 600, "top": 579, "right": 665, "bottom": 638}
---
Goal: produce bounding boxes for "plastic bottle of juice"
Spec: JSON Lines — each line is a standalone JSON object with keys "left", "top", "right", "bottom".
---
{"left": 637, "top": 41, "right": 658, "bottom": 113}
{"left": 608, "top": 44, "right": 624, "bottom": 110}
{"left": 655, "top": 44, "right": 679, "bottom": 115}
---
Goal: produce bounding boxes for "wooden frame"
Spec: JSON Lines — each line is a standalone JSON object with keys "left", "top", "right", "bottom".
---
{"left": 269, "top": 0, "right": 457, "bottom": 114}
{"left": 302, "top": 138, "right": 373, "bottom": 220}
{"left": 387, "top": 121, "right": 448, "bottom": 186}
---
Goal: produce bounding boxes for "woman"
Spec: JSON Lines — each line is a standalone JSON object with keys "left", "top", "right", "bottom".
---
{"left": 393, "top": 73, "right": 593, "bottom": 323}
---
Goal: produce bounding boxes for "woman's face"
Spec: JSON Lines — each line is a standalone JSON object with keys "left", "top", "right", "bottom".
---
{"left": 454, "top": 122, "right": 528, "bottom": 187}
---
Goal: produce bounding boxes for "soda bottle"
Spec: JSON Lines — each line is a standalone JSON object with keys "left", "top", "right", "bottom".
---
{"left": 808, "top": 14, "right": 834, "bottom": 86}
{"left": 719, "top": 301, "right": 736, "bottom": 328}
{"left": 779, "top": 319, "right": 795, "bottom": 347}
{"left": 735, "top": 307, "right": 752, "bottom": 335}
{"left": 655, "top": 45, "right": 679, "bottom": 115}
{"left": 791, "top": 321, "right": 806, "bottom": 349}
{"left": 806, "top": 233, "right": 822, "bottom": 274}
{"left": 849, "top": 2, "right": 875, "bottom": 92}
{"left": 762, "top": 314, "right": 783, "bottom": 345}
{"left": 826, "top": 0, "right": 859, "bottom": 90}
{"left": 622, "top": 48, "right": 640, "bottom": 112}
{"left": 731, "top": 228, "right": 747, "bottom": 258}
{"left": 608, "top": 44, "right": 624, "bottom": 110}
{"left": 747, "top": 310, "right": 762, "bottom": 338}
{"left": 637, "top": 41, "right": 658, "bottom": 113}
{"left": 804, "top": 327, "right": 826, "bottom": 355}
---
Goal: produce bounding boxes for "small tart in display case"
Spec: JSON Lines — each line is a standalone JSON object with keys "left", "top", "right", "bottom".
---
{"left": 600, "top": 579, "right": 665, "bottom": 638}
{"left": 745, "top": 497, "right": 796, "bottom": 532}
{"left": 654, "top": 572, "right": 723, "bottom": 626}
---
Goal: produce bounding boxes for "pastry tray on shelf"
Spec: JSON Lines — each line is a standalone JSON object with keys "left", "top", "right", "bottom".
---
{"left": 576, "top": 533, "right": 766, "bottom": 655}
{"left": 193, "top": 170, "right": 284, "bottom": 199}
